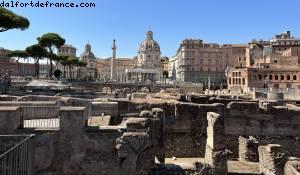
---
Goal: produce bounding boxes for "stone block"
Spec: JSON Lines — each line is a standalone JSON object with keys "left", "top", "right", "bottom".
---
{"left": 227, "top": 102, "right": 258, "bottom": 116}
{"left": 22, "top": 106, "right": 60, "bottom": 120}
{"left": 258, "top": 144, "right": 287, "bottom": 175}
{"left": 139, "top": 110, "right": 152, "bottom": 118}
{"left": 239, "top": 136, "right": 259, "bottom": 162}
{"left": 131, "top": 93, "right": 149, "bottom": 99}
{"left": 284, "top": 157, "right": 300, "bottom": 175}
{"left": 0, "top": 106, "right": 21, "bottom": 129}
{"left": 91, "top": 101, "right": 118, "bottom": 117}
{"left": 205, "top": 112, "right": 228, "bottom": 175}
{"left": 125, "top": 118, "right": 151, "bottom": 131}
{"left": 59, "top": 107, "right": 86, "bottom": 131}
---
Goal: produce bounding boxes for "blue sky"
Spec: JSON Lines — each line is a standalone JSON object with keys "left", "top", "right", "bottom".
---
{"left": 1, "top": 0, "right": 300, "bottom": 58}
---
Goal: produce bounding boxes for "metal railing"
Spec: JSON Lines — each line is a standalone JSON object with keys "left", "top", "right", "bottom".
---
{"left": 23, "top": 118, "right": 60, "bottom": 129}
{"left": 0, "top": 134, "right": 35, "bottom": 175}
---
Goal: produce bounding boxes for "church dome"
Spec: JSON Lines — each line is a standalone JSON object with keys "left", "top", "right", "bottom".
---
{"left": 138, "top": 30, "right": 160, "bottom": 53}
{"left": 80, "top": 43, "right": 95, "bottom": 61}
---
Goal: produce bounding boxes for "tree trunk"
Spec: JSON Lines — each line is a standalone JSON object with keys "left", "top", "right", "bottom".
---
{"left": 23, "top": 58, "right": 26, "bottom": 77}
{"left": 16, "top": 58, "right": 21, "bottom": 76}
{"left": 69, "top": 65, "right": 72, "bottom": 81}
{"left": 49, "top": 59, "right": 53, "bottom": 79}
{"left": 49, "top": 47, "right": 54, "bottom": 79}
{"left": 35, "top": 59, "right": 40, "bottom": 78}
{"left": 63, "top": 65, "right": 66, "bottom": 78}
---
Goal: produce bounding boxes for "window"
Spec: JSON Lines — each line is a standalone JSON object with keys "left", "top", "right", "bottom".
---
{"left": 287, "top": 75, "right": 290, "bottom": 80}
{"left": 275, "top": 75, "right": 278, "bottom": 80}
{"left": 242, "top": 78, "right": 245, "bottom": 85}
{"left": 269, "top": 75, "right": 273, "bottom": 80}
{"left": 258, "top": 75, "right": 262, "bottom": 80}
{"left": 200, "top": 59, "right": 204, "bottom": 64}
{"left": 229, "top": 78, "right": 231, "bottom": 85}
{"left": 281, "top": 75, "right": 284, "bottom": 80}
{"left": 293, "top": 75, "right": 297, "bottom": 80}
{"left": 200, "top": 52, "right": 203, "bottom": 58}
{"left": 274, "top": 60, "right": 278, "bottom": 64}
{"left": 208, "top": 59, "right": 211, "bottom": 65}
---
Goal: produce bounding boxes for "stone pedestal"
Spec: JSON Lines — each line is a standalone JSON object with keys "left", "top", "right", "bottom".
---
{"left": 258, "top": 144, "right": 287, "bottom": 175}
{"left": 0, "top": 106, "right": 21, "bottom": 130}
{"left": 205, "top": 112, "right": 228, "bottom": 175}
{"left": 59, "top": 107, "right": 86, "bottom": 131}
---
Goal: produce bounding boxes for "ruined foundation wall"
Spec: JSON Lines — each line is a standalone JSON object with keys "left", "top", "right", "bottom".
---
{"left": 225, "top": 102, "right": 300, "bottom": 158}
{"left": 164, "top": 102, "right": 224, "bottom": 157}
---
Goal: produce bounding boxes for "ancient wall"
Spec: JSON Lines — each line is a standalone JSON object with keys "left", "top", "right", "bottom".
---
{"left": 164, "top": 102, "right": 224, "bottom": 157}
{"left": 225, "top": 102, "right": 300, "bottom": 158}
{"left": 0, "top": 98, "right": 165, "bottom": 175}
{"left": 2, "top": 94, "right": 300, "bottom": 174}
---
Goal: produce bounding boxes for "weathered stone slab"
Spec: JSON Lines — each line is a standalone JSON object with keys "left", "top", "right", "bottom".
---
{"left": 22, "top": 106, "right": 60, "bottom": 120}
{"left": 0, "top": 106, "right": 21, "bottom": 129}
{"left": 59, "top": 107, "right": 86, "bottom": 130}
{"left": 91, "top": 101, "right": 118, "bottom": 117}
{"left": 258, "top": 144, "right": 286, "bottom": 175}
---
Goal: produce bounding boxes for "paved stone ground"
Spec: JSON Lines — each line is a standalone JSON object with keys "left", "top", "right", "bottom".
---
{"left": 165, "top": 158, "right": 260, "bottom": 174}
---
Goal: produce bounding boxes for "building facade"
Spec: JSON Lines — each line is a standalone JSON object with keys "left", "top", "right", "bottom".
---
{"left": 227, "top": 31, "right": 300, "bottom": 92}
{"left": 167, "top": 56, "right": 178, "bottom": 80}
{"left": 230, "top": 44, "right": 249, "bottom": 68}
{"left": 57, "top": 44, "right": 77, "bottom": 57}
{"left": 176, "top": 39, "right": 231, "bottom": 87}
{"left": 96, "top": 57, "right": 135, "bottom": 82}
{"left": 56, "top": 44, "right": 78, "bottom": 79}
{"left": 126, "top": 30, "right": 162, "bottom": 83}
{"left": 80, "top": 43, "right": 97, "bottom": 78}
{"left": 227, "top": 67, "right": 300, "bottom": 92}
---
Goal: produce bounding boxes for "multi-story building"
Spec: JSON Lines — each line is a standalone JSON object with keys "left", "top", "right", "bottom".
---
{"left": 167, "top": 56, "right": 178, "bottom": 80}
{"left": 227, "top": 67, "right": 300, "bottom": 92}
{"left": 227, "top": 31, "right": 300, "bottom": 92}
{"left": 176, "top": 39, "right": 231, "bottom": 87}
{"left": 271, "top": 31, "right": 300, "bottom": 54}
{"left": 57, "top": 44, "right": 76, "bottom": 57}
{"left": 230, "top": 44, "right": 249, "bottom": 68}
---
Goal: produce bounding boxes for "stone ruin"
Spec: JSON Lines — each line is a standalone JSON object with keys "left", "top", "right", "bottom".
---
{"left": 0, "top": 90, "right": 300, "bottom": 175}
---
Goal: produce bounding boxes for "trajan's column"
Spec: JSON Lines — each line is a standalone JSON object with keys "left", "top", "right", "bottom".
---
{"left": 110, "top": 39, "right": 116, "bottom": 81}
